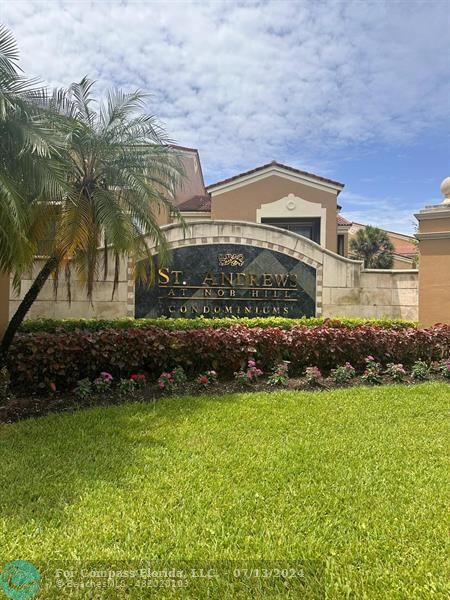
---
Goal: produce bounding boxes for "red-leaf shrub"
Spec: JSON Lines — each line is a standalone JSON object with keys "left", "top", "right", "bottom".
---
{"left": 8, "top": 324, "right": 450, "bottom": 392}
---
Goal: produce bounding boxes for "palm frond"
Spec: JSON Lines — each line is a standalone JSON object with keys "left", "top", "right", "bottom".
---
{"left": 0, "top": 25, "right": 20, "bottom": 76}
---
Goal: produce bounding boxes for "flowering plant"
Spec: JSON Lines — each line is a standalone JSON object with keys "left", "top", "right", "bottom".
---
{"left": 93, "top": 371, "right": 113, "bottom": 393}
{"left": 330, "top": 362, "right": 356, "bottom": 385}
{"left": 234, "top": 358, "right": 263, "bottom": 387}
{"left": 196, "top": 370, "right": 218, "bottom": 388}
{"left": 157, "top": 372, "right": 173, "bottom": 391}
{"left": 268, "top": 361, "right": 290, "bottom": 386}
{"left": 157, "top": 366, "right": 187, "bottom": 392}
{"left": 305, "top": 366, "right": 322, "bottom": 387}
{"left": 361, "top": 356, "right": 383, "bottom": 385}
{"left": 384, "top": 363, "right": 407, "bottom": 382}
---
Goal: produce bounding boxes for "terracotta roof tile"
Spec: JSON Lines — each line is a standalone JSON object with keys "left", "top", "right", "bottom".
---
{"left": 207, "top": 161, "right": 345, "bottom": 191}
{"left": 337, "top": 214, "right": 352, "bottom": 226}
{"left": 178, "top": 194, "right": 211, "bottom": 211}
{"left": 390, "top": 241, "right": 417, "bottom": 256}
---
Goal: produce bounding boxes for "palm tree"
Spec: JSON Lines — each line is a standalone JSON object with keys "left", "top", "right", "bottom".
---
{"left": 0, "top": 25, "right": 63, "bottom": 276}
{"left": 0, "top": 76, "right": 184, "bottom": 367}
{"left": 349, "top": 225, "right": 395, "bottom": 269}
{"left": 0, "top": 26, "right": 65, "bottom": 393}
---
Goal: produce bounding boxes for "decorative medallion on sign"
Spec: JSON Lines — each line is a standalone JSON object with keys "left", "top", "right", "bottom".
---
{"left": 218, "top": 253, "right": 245, "bottom": 267}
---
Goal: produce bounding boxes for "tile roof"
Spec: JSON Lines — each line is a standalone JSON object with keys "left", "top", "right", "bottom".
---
{"left": 207, "top": 160, "right": 345, "bottom": 190}
{"left": 337, "top": 214, "right": 352, "bottom": 226}
{"left": 390, "top": 241, "right": 417, "bottom": 256}
{"left": 178, "top": 194, "right": 211, "bottom": 211}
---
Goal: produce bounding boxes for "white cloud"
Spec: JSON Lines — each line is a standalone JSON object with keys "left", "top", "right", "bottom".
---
{"left": 340, "top": 191, "right": 420, "bottom": 234}
{"left": 2, "top": 0, "right": 448, "bottom": 189}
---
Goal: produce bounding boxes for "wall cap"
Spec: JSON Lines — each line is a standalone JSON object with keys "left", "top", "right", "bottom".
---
{"left": 362, "top": 269, "right": 419, "bottom": 274}
{"left": 157, "top": 220, "right": 365, "bottom": 265}
{"left": 414, "top": 206, "right": 450, "bottom": 220}
{"left": 415, "top": 231, "right": 450, "bottom": 241}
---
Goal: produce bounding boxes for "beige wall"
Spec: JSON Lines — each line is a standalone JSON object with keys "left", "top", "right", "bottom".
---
{"left": 9, "top": 255, "right": 130, "bottom": 321}
{"left": 173, "top": 149, "right": 206, "bottom": 205}
{"left": 210, "top": 175, "right": 339, "bottom": 253}
{"left": 418, "top": 240, "right": 450, "bottom": 326}
{"left": 415, "top": 202, "right": 450, "bottom": 326}
{"left": 419, "top": 216, "right": 450, "bottom": 234}
{"left": 322, "top": 267, "right": 418, "bottom": 320}
{"left": 153, "top": 204, "right": 172, "bottom": 227}
{"left": 392, "top": 255, "right": 416, "bottom": 270}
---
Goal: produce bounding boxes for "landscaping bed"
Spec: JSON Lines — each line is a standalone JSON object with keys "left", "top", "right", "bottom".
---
{"left": 8, "top": 322, "right": 450, "bottom": 394}
{"left": 2, "top": 359, "right": 449, "bottom": 423}
{"left": 4, "top": 318, "right": 448, "bottom": 422}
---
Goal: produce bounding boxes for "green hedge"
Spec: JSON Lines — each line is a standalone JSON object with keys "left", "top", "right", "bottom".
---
{"left": 19, "top": 316, "right": 417, "bottom": 333}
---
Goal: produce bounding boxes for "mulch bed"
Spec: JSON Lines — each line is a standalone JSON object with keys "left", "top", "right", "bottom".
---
{"left": 1, "top": 375, "right": 447, "bottom": 424}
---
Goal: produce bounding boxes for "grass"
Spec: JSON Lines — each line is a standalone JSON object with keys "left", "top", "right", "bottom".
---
{"left": 0, "top": 383, "right": 448, "bottom": 598}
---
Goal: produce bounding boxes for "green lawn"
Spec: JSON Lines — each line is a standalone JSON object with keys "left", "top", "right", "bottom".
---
{"left": 0, "top": 384, "right": 448, "bottom": 599}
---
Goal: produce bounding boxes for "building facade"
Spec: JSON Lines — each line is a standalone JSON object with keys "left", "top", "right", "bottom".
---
{"left": 165, "top": 146, "right": 418, "bottom": 268}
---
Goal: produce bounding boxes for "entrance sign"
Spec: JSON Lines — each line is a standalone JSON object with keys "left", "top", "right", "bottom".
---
{"left": 135, "top": 244, "right": 316, "bottom": 318}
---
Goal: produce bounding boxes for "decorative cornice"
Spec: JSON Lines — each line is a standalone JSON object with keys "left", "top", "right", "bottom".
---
{"left": 208, "top": 165, "right": 343, "bottom": 196}
{"left": 414, "top": 206, "right": 450, "bottom": 220}
{"left": 415, "top": 231, "right": 450, "bottom": 241}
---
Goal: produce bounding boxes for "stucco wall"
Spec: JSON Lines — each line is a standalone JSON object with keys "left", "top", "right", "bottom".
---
{"left": 415, "top": 204, "right": 450, "bottom": 326}
{"left": 417, "top": 240, "right": 450, "bottom": 325}
{"left": 8, "top": 222, "right": 419, "bottom": 322}
{"left": 392, "top": 255, "right": 416, "bottom": 269}
{"left": 210, "top": 175, "right": 339, "bottom": 253}
{"left": 9, "top": 255, "right": 131, "bottom": 320}
{"left": 321, "top": 266, "right": 418, "bottom": 320}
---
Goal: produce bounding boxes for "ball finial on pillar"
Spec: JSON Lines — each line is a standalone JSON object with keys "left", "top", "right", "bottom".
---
{"left": 440, "top": 176, "right": 450, "bottom": 204}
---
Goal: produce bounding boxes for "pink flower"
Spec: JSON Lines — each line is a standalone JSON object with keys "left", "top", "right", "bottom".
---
{"left": 248, "top": 359, "right": 256, "bottom": 368}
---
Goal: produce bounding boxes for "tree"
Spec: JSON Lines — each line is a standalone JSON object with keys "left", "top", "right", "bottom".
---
{"left": 0, "top": 26, "right": 66, "bottom": 393}
{"left": 349, "top": 225, "right": 395, "bottom": 269}
{"left": 0, "top": 74, "right": 184, "bottom": 371}
{"left": 0, "top": 25, "right": 63, "bottom": 277}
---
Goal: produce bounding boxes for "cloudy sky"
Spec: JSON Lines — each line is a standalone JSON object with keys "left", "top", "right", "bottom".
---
{"left": 2, "top": 0, "right": 449, "bottom": 233}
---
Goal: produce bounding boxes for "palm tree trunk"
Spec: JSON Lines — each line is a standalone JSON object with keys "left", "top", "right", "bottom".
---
{"left": 0, "top": 255, "right": 59, "bottom": 372}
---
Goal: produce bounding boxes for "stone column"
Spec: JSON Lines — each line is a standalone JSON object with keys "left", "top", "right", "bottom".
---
{"left": 415, "top": 177, "right": 450, "bottom": 326}
{"left": 0, "top": 271, "right": 9, "bottom": 339}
